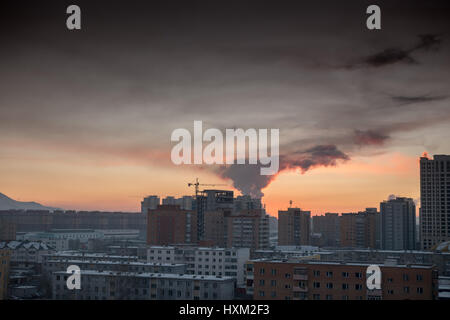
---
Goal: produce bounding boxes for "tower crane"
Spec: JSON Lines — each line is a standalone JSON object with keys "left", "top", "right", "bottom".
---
{"left": 187, "top": 178, "right": 227, "bottom": 198}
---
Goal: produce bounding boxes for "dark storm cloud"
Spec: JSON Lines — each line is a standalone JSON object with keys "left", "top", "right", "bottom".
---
{"left": 354, "top": 130, "right": 390, "bottom": 146}
{"left": 391, "top": 94, "right": 447, "bottom": 105}
{"left": 345, "top": 34, "right": 444, "bottom": 69}
{"left": 1, "top": 0, "right": 450, "bottom": 198}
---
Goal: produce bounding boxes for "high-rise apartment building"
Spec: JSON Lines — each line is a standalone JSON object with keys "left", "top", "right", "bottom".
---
{"left": 278, "top": 208, "right": 311, "bottom": 246}
{"left": 225, "top": 209, "right": 270, "bottom": 250}
{"left": 380, "top": 197, "right": 416, "bottom": 250}
{"left": 420, "top": 154, "right": 450, "bottom": 250}
{"left": 141, "top": 195, "right": 160, "bottom": 214}
{"left": 340, "top": 209, "right": 380, "bottom": 249}
{"left": 195, "top": 190, "right": 234, "bottom": 241}
{"left": 147, "top": 205, "right": 198, "bottom": 245}
{"left": 313, "top": 213, "right": 340, "bottom": 247}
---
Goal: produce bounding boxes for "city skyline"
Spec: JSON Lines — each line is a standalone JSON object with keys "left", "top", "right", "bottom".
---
{"left": 1, "top": 1, "right": 450, "bottom": 216}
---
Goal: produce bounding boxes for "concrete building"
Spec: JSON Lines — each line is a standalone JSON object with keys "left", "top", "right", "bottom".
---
{"left": 203, "top": 210, "right": 228, "bottom": 247}
{"left": 0, "top": 210, "right": 147, "bottom": 240}
{"left": 249, "top": 260, "right": 438, "bottom": 300}
{"left": 380, "top": 197, "right": 416, "bottom": 250}
{"left": 195, "top": 190, "right": 234, "bottom": 241}
{"left": 438, "top": 276, "right": 450, "bottom": 300}
{"left": 313, "top": 213, "right": 340, "bottom": 247}
{"left": 0, "top": 240, "right": 55, "bottom": 268}
{"left": 43, "top": 259, "right": 186, "bottom": 279}
{"left": 141, "top": 195, "right": 160, "bottom": 214}
{"left": 234, "top": 196, "right": 262, "bottom": 211}
{"left": 420, "top": 154, "right": 450, "bottom": 250}
{"left": 0, "top": 248, "right": 10, "bottom": 300}
{"left": 20, "top": 229, "right": 103, "bottom": 251}
{"left": 52, "top": 271, "right": 235, "bottom": 300}
{"left": 278, "top": 208, "right": 310, "bottom": 246}
{"left": 146, "top": 245, "right": 250, "bottom": 286}
{"left": 340, "top": 209, "right": 380, "bottom": 249}
{"left": 317, "top": 248, "right": 450, "bottom": 276}
{"left": 147, "top": 205, "right": 198, "bottom": 245}
{"left": 0, "top": 217, "right": 16, "bottom": 241}
{"left": 226, "top": 209, "right": 270, "bottom": 250}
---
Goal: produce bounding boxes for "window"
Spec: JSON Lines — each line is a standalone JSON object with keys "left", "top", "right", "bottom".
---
{"left": 313, "top": 294, "right": 320, "bottom": 300}
{"left": 326, "top": 283, "right": 333, "bottom": 289}
{"left": 271, "top": 280, "right": 276, "bottom": 287}
{"left": 271, "top": 269, "right": 277, "bottom": 276}
{"left": 355, "top": 284, "right": 363, "bottom": 291}
{"left": 342, "top": 272, "right": 349, "bottom": 278}
{"left": 259, "top": 268, "right": 265, "bottom": 275}
{"left": 355, "top": 272, "right": 362, "bottom": 279}
{"left": 259, "top": 291, "right": 265, "bottom": 297}
{"left": 326, "top": 271, "right": 333, "bottom": 278}
{"left": 342, "top": 283, "right": 349, "bottom": 290}
{"left": 259, "top": 279, "right": 265, "bottom": 286}
{"left": 417, "top": 287, "right": 423, "bottom": 294}
{"left": 313, "top": 282, "right": 320, "bottom": 288}
{"left": 416, "top": 274, "right": 423, "bottom": 281}
{"left": 403, "top": 287, "right": 409, "bottom": 293}
{"left": 313, "top": 270, "right": 320, "bottom": 277}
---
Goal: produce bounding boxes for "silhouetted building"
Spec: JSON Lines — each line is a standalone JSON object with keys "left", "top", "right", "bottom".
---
{"left": 141, "top": 195, "right": 160, "bottom": 214}
{"left": 340, "top": 209, "right": 380, "bottom": 249}
{"left": 226, "top": 209, "right": 270, "bottom": 250}
{"left": 278, "top": 208, "right": 310, "bottom": 246}
{"left": 420, "top": 154, "right": 450, "bottom": 250}
{"left": 147, "top": 205, "right": 198, "bottom": 245}
{"left": 313, "top": 213, "right": 340, "bottom": 247}
{"left": 381, "top": 197, "right": 416, "bottom": 250}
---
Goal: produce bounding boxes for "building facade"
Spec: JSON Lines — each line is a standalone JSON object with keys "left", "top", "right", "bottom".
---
{"left": 278, "top": 208, "right": 311, "bottom": 246}
{"left": 52, "top": 271, "right": 235, "bottom": 300}
{"left": 147, "top": 205, "right": 198, "bottom": 245}
{"left": 380, "top": 197, "right": 416, "bottom": 250}
{"left": 420, "top": 154, "right": 450, "bottom": 250}
{"left": 249, "top": 260, "right": 438, "bottom": 300}
{"left": 147, "top": 245, "right": 250, "bottom": 286}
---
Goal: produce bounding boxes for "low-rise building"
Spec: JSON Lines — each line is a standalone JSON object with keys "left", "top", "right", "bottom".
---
{"left": 147, "top": 245, "right": 250, "bottom": 286}
{"left": 43, "top": 259, "right": 186, "bottom": 279}
{"left": 19, "top": 229, "right": 103, "bottom": 251}
{"left": 52, "top": 271, "right": 235, "bottom": 300}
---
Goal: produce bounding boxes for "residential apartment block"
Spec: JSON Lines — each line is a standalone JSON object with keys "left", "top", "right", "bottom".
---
{"left": 146, "top": 245, "right": 250, "bottom": 286}
{"left": 420, "top": 154, "right": 450, "bottom": 250}
{"left": 52, "top": 271, "right": 235, "bottom": 300}
{"left": 248, "top": 260, "right": 438, "bottom": 300}
{"left": 278, "top": 208, "right": 311, "bottom": 246}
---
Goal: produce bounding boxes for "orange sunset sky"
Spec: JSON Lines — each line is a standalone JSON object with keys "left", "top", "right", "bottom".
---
{"left": 1, "top": 1, "right": 450, "bottom": 217}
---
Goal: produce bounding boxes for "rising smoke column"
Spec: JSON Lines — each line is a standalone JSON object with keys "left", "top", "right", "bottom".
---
{"left": 216, "top": 144, "right": 349, "bottom": 198}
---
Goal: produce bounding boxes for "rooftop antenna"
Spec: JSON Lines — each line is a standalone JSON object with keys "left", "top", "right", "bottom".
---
{"left": 289, "top": 200, "right": 293, "bottom": 208}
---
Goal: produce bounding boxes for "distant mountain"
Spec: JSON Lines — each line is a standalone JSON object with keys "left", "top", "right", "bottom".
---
{"left": 0, "top": 192, "right": 60, "bottom": 211}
